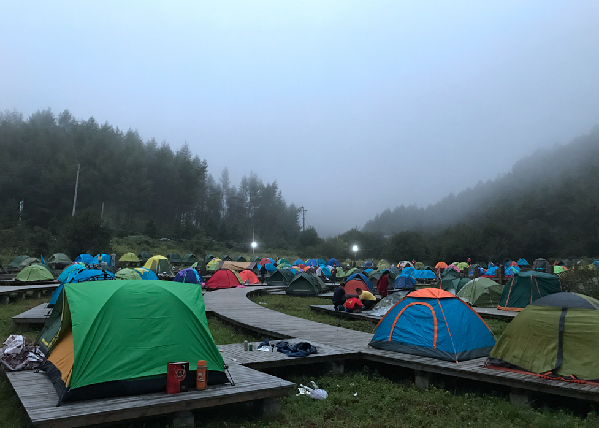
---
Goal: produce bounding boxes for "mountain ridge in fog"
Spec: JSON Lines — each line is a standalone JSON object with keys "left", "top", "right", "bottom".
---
{"left": 363, "top": 125, "right": 599, "bottom": 237}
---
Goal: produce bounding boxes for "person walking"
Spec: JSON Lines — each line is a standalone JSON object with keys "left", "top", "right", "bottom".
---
{"left": 377, "top": 271, "right": 390, "bottom": 298}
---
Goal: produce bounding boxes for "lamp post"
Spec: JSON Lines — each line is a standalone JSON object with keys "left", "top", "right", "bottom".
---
{"left": 352, "top": 245, "right": 358, "bottom": 267}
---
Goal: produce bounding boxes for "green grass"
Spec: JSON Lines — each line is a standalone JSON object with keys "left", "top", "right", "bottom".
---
{"left": 194, "top": 370, "right": 598, "bottom": 428}
{"left": 250, "top": 294, "right": 377, "bottom": 334}
{"left": 207, "top": 316, "right": 262, "bottom": 345}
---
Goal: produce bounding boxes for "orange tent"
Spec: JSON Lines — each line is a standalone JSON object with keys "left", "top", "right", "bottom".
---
{"left": 344, "top": 279, "right": 369, "bottom": 297}
{"left": 239, "top": 269, "right": 259, "bottom": 284}
{"left": 435, "top": 261, "right": 448, "bottom": 269}
{"left": 204, "top": 269, "right": 241, "bottom": 290}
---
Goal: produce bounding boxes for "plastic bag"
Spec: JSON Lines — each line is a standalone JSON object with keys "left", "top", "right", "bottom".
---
{"left": 3, "top": 335, "right": 24, "bottom": 355}
{"left": 297, "top": 382, "right": 328, "bottom": 400}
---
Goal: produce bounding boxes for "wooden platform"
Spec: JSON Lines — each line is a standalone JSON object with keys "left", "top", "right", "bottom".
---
{"left": 218, "top": 339, "right": 356, "bottom": 371}
{"left": 310, "top": 304, "right": 516, "bottom": 322}
{"left": 203, "top": 286, "right": 599, "bottom": 404}
{"left": 12, "top": 303, "right": 51, "bottom": 331}
{"left": 6, "top": 364, "right": 294, "bottom": 428}
{"left": 0, "top": 283, "right": 58, "bottom": 304}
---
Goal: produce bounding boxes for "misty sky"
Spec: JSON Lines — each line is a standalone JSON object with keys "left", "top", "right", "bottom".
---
{"left": 2, "top": 1, "right": 599, "bottom": 236}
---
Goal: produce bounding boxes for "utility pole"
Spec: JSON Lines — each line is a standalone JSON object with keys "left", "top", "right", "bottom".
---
{"left": 19, "top": 200, "right": 23, "bottom": 222}
{"left": 72, "top": 164, "right": 80, "bottom": 217}
{"left": 101, "top": 202, "right": 105, "bottom": 219}
{"left": 298, "top": 206, "right": 307, "bottom": 232}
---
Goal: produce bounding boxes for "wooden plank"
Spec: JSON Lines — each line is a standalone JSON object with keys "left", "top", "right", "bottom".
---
{"left": 12, "top": 303, "right": 52, "bottom": 325}
{"left": 7, "top": 365, "right": 294, "bottom": 428}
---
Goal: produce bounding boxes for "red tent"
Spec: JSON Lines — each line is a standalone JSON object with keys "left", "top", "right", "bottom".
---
{"left": 344, "top": 279, "right": 369, "bottom": 297}
{"left": 239, "top": 269, "right": 259, "bottom": 284}
{"left": 205, "top": 269, "right": 241, "bottom": 289}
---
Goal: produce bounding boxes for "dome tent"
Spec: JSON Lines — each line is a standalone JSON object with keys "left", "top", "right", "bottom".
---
{"left": 457, "top": 278, "right": 503, "bottom": 308}
{"left": 174, "top": 268, "right": 202, "bottom": 284}
{"left": 119, "top": 253, "right": 140, "bottom": 263}
{"left": 489, "top": 292, "right": 599, "bottom": 380}
{"left": 286, "top": 273, "right": 325, "bottom": 296}
{"left": 267, "top": 269, "right": 295, "bottom": 286}
{"left": 115, "top": 268, "right": 141, "bottom": 280}
{"left": 16, "top": 265, "right": 54, "bottom": 282}
{"left": 39, "top": 280, "right": 227, "bottom": 403}
{"left": 204, "top": 269, "right": 241, "bottom": 289}
{"left": 143, "top": 256, "right": 173, "bottom": 275}
{"left": 498, "top": 271, "right": 563, "bottom": 311}
{"left": 370, "top": 289, "right": 495, "bottom": 361}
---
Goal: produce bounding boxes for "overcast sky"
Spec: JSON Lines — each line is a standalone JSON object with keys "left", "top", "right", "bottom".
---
{"left": 2, "top": 1, "right": 599, "bottom": 236}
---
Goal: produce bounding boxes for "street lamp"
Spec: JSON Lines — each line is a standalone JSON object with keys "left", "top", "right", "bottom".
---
{"left": 352, "top": 245, "right": 358, "bottom": 267}
{"left": 251, "top": 242, "right": 257, "bottom": 254}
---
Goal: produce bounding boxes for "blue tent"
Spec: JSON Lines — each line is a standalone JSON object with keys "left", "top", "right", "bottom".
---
{"left": 265, "top": 263, "right": 277, "bottom": 272}
{"left": 327, "top": 258, "right": 340, "bottom": 267}
{"left": 412, "top": 270, "right": 436, "bottom": 279}
{"left": 57, "top": 264, "right": 86, "bottom": 283}
{"left": 305, "top": 259, "right": 318, "bottom": 267}
{"left": 95, "top": 253, "right": 112, "bottom": 264}
{"left": 363, "top": 261, "right": 376, "bottom": 269}
{"left": 174, "top": 268, "right": 202, "bottom": 284}
{"left": 370, "top": 288, "right": 495, "bottom": 361}
{"left": 292, "top": 259, "right": 304, "bottom": 266}
{"left": 74, "top": 254, "right": 95, "bottom": 265}
{"left": 134, "top": 267, "right": 159, "bottom": 280}
{"left": 364, "top": 268, "right": 373, "bottom": 274}
{"left": 593, "top": 261, "right": 599, "bottom": 268}
{"left": 316, "top": 258, "right": 326, "bottom": 266}
{"left": 394, "top": 274, "right": 416, "bottom": 290}
{"left": 49, "top": 269, "right": 115, "bottom": 307}
{"left": 347, "top": 272, "right": 373, "bottom": 291}
{"left": 486, "top": 266, "right": 498, "bottom": 276}
{"left": 517, "top": 258, "right": 529, "bottom": 266}
{"left": 320, "top": 266, "right": 332, "bottom": 277}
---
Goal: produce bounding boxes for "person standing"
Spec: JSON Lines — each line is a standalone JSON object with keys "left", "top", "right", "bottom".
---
{"left": 331, "top": 266, "right": 337, "bottom": 285}
{"left": 377, "top": 271, "right": 389, "bottom": 298}
{"left": 259, "top": 264, "right": 267, "bottom": 285}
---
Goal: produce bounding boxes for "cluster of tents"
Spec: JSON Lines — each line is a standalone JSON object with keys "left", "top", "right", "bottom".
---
{"left": 368, "top": 275, "right": 599, "bottom": 381}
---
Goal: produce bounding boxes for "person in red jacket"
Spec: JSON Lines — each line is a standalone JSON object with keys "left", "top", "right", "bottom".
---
{"left": 377, "top": 271, "right": 390, "bottom": 298}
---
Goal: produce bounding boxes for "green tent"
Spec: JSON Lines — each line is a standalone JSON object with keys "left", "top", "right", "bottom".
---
{"left": 119, "top": 252, "right": 140, "bottom": 263}
{"left": 39, "top": 280, "right": 227, "bottom": 403}
{"left": 204, "top": 253, "right": 215, "bottom": 263}
{"left": 18, "top": 257, "right": 42, "bottom": 269}
{"left": 250, "top": 256, "right": 261, "bottom": 263}
{"left": 498, "top": 271, "right": 563, "bottom": 311}
{"left": 47, "top": 253, "right": 72, "bottom": 265}
{"left": 220, "top": 255, "right": 232, "bottom": 261}
{"left": 267, "top": 269, "right": 295, "bottom": 285}
{"left": 166, "top": 253, "right": 182, "bottom": 265}
{"left": 138, "top": 251, "right": 153, "bottom": 263}
{"left": 490, "top": 292, "right": 599, "bottom": 380}
{"left": 457, "top": 278, "right": 504, "bottom": 308}
{"left": 277, "top": 258, "right": 290, "bottom": 265}
{"left": 180, "top": 254, "right": 198, "bottom": 265}
{"left": 8, "top": 255, "right": 29, "bottom": 269}
{"left": 234, "top": 255, "right": 246, "bottom": 262}
{"left": 115, "top": 268, "right": 142, "bottom": 280}
{"left": 438, "top": 269, "right": 460, "bottom": 290}
{"left": 16, "top": 265, "right": 54, "bottom": 282}
{"left": 286, "top": 272, "right": 325, "bottom": 296}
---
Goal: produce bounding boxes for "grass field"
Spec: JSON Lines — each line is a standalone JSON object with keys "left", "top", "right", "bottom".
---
{"left": 0, "top": 296, "right": 596, "bottom": 428}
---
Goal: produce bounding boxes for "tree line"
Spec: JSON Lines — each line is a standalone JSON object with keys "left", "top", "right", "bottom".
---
{"left": 0, "top": 109, "right": 301, "bottom": 256}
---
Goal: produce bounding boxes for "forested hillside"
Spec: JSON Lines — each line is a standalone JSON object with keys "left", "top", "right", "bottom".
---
{"left": 366, "top": 126, "right": 599, "bottom": 262}
{"left": 0, "top": 109, "right": 300, "bottom": 255}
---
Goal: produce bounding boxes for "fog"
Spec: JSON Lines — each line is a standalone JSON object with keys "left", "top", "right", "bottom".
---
{"left": 2, "top": 1, "right": 599, "bottom": 236}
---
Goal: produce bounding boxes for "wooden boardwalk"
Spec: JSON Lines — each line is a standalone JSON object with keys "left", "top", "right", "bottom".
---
{"left": 0, "top": 283, "right": 58, "bottom": 304}
{"left": 12, "top": 303, "right": 51, "bottom": 331}
{"left": 203, "top": 286, "right": 599, "bottom": 404}
{"left": 7, "top": 364, "right": 294, "bottom": 428}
